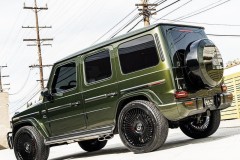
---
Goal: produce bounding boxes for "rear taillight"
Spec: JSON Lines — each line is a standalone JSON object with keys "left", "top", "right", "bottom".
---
{"left": 175, "top": 91, "right": 188, "bottom": 99}
{"left": 221, "top": 84, "right": 227, "bottom": 92}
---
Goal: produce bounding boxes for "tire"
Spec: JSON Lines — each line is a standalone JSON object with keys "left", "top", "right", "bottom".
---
{"left": 78, "top": 139, "right": 107, "bottom": 152}
{"left": 118, "top": 100, "right": 168, "bottom": 153}
{"left": 180, "top": 110, "right": 221, "bottom": 139}
{"left": 13, "top": 126, "right": 49, "bottom": 160}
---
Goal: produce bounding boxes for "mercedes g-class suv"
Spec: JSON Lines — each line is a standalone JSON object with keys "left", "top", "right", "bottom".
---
{"left": 8, "top": 23, "right": 232, "bottom": 160}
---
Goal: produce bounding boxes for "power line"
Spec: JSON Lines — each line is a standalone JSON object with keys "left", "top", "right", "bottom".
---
{"left": 109, "top": 0, "right": 168, "bottom": 39}
{"left": 155, "top": 18, "right": 240, "bottom": 27}
{"left": 175, "top": 0, "right": 230, "bottom": 20}
{"left": 9, "top": 70, "right": 32, "bottom": 95}
{"left": 128, "top": 0, "right": 181, "bottom": 33}
{"left": 93, "top": 0, "right": 166, "bottom": 44}
{"left": 152, "top": 0, "right": 181, "bottom": 15}
{"left": 127, "top": 19, "right": 144, "bottom": 33}
{"left": 92, "top": 8, "right": 138, "bottom": 45}
{"left": 51, "top": 0, "right": 98, "bottom": 38}
{"left": 11, "top": 88, "right": 41, "bottom": 114}
{"left": 109, "top": 14, "right": 141, "bottom": 39}
{"left": 207, "top": 34, "right": 240, "bottom": 37}
{"left": 10, "top": 83, "right": 39, "bottom": 105}
{"left": 153, "top": 0, "right": 193, "bottom": 23}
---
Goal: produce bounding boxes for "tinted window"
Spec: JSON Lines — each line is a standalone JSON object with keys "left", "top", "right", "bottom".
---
{"left": 85, "top": 51, "right": 111, "bottom": 83}
{"left": 118, "top": 35, "right": 159, "bottom": 74}
{"left": 52, "top": 62, "right": 76, "bottom": 93}
{"left": 162, "top": 25, "right": 207, "bottom": 66}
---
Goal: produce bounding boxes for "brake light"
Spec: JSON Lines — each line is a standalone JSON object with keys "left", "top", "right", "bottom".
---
{"left": 221, "top": 84, "right": 227, "bottom": 92}
{"left": 175, "top": 91, "right": 188, "bottom": 99}
{"left": 179, "top": 29, "right": 193, "bottom": 33}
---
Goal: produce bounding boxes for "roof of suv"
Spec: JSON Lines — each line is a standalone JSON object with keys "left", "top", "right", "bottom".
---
{"left": 56, "top": 23, "right": 203, "bottom": 63}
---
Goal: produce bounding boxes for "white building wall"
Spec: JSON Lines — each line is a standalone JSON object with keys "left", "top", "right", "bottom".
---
{"left": 0, "top": 92, "right": 10, "bottom": 149}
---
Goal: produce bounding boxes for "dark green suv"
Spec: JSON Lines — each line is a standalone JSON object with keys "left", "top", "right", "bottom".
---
{"left": 8, "top": 23, "right": 232, "bottom": 160}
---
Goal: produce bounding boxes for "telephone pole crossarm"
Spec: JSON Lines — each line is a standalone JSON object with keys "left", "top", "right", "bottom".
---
{"left": 23, "top": 38, "right": 53, "bottom": 42}
{"left": 22, "top": 26, "right": 52, "bottom": 29}
{"left": 27, "top": 44, "right": 52, "bottom": 47}
{"left": 136, "top": 0, "right": 158, "bottom": 27}
{"left": 135, "top": 4, "right": 158, "bottom": 6}
{"left": 29, "top": 64, "right": 53, "bottom": 68}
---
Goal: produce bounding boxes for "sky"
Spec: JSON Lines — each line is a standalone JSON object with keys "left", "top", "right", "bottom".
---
{"left": 0, "top": 0, "right": 240, "bottom": 114}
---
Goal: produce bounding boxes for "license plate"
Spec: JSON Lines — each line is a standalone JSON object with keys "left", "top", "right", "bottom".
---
{"left": 204, "top": 98, "right": 214, "bottom": 107}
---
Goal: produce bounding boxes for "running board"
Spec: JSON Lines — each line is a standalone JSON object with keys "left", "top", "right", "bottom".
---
{"left": 45, "top": 125, "right": 114, "bottom": 145}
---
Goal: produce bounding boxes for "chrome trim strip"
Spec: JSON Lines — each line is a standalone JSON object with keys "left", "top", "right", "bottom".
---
{"left": 42, "top": 93, "right": 81, "bottom": 104}
{"left": 120, "top": 84, "right": 147, "bottom": 93}
{"left": 85, "top": 94, "right": 107, "bottom": 103}
{"left": 120, "top": 79, "right": 166, "bottom": 93}
{"left": 119, "top": 69, "right": 165, "bottom": 83}
{"left": 48, "top": 103, "right": 72, "bottom": 112}
{"left": 45, "top": 125, "right": 114, "bottom": 145}
{"left": 16, "top": 112, "right": 39, "bottom": 119}
{"left": 85, "top": 107, "right": 111, "bottom": 114}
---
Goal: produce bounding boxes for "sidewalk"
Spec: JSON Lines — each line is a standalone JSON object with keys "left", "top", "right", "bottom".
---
{"left": 220, "top": 119, "right": 240, "bottom": 128}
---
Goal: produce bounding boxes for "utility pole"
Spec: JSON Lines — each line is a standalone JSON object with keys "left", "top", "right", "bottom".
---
{"left": 23, "top": 0, "right": 53, "bottom": 90}
{"left": 0, "top": 65, "right": 9, "bottom": 92}
{"left": 136, "top": 0, "right": 157, "bottom": 27}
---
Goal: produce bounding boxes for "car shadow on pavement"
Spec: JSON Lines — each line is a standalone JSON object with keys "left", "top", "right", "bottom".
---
{"left": 50, "top": 126, "right": 240, "bottom": 160}
{"left": 158, "top": 126, "right": 240, "bottom": 151}
{"left": 50, "top": 146, "right": 130, "bottom": 160}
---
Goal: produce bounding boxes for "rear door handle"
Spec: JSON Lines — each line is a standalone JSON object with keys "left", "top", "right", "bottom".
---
{"left": 106, "top": 92, "right": 118, "bottom": 98}
{"left": 71, "top": 101, "right": 81, "bottom": 107}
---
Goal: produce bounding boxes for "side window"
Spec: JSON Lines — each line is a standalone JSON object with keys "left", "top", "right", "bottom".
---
{"left": 51, "top": 62, "right": 76, "bottom": 93}
{"left": 85, "top": 50, "right": 112, "bottom": 83}
{"left": 118, "top": 35, "right": 159, "bottom": 74}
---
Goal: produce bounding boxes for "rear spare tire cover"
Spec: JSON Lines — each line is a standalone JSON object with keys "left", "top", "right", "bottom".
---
{"left": 185, "top": 39, "right": 223, "bottom": 88}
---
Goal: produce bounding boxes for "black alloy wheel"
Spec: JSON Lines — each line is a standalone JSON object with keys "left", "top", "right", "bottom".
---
{"left": 118, "top": 100, "right": 168, "bottom": 153}
{"left": 180, "top": 110, "right": 221, "bottom": 139}
{"left": 16, "top": 131, "right": 36, "bottom": 159}
{"left": 122, "top": 107, "right": 154, "bottom": 147}
{"left": 14, "top": 126, "right": 49, "bottom": 160}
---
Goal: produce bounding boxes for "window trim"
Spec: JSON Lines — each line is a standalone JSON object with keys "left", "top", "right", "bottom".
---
{"left": 117, "top": 34, "right": 160, "bottom": 75}
{"left": 50, "top": 61, "right": 77, "bottom": 95}
{"left": 83, "top": 49, "right": 113, "bottom": 86}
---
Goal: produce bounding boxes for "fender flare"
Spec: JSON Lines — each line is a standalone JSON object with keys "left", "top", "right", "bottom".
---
{"left": 12, "top": 118, "right": 49, "bottom": 139}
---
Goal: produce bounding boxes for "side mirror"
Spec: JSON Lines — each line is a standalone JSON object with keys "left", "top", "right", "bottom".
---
{"left": 41, "top": 88, "right": 53, "bottom": 101}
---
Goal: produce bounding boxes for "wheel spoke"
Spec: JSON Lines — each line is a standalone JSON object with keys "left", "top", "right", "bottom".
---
{"left": 16, "top": 132, "right": 36, "bottom": 160}
{"left": 190, "top": 116, "right": 210, "bottom": 131}
{"left": 122, "top": 107, "right": 154, "bottom": 147}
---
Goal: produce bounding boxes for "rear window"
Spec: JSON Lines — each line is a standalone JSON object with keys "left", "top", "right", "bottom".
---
{"left": 162, "top": 25, "right": 207, "bottom": 66}
{"left": 118, "top": 35, "right": 159, "bottom": 74}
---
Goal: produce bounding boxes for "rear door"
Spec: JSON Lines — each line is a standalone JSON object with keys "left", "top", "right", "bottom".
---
{"left": 44, "top": 59, "right": 86, "bottom": 136}
{"left": 81, "top": 46, "right": 118, "bottom": 130}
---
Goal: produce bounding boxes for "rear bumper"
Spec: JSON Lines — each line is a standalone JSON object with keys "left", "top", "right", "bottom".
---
{"left": 177, "top": 92, "right": 233, "bottom": 118}
{"left": 7, "top": 132, "right": 13, "bottom": 149}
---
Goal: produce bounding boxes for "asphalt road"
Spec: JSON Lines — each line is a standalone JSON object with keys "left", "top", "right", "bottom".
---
{"left": 1, "top": 119, "right": 239, "bottom": 160}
